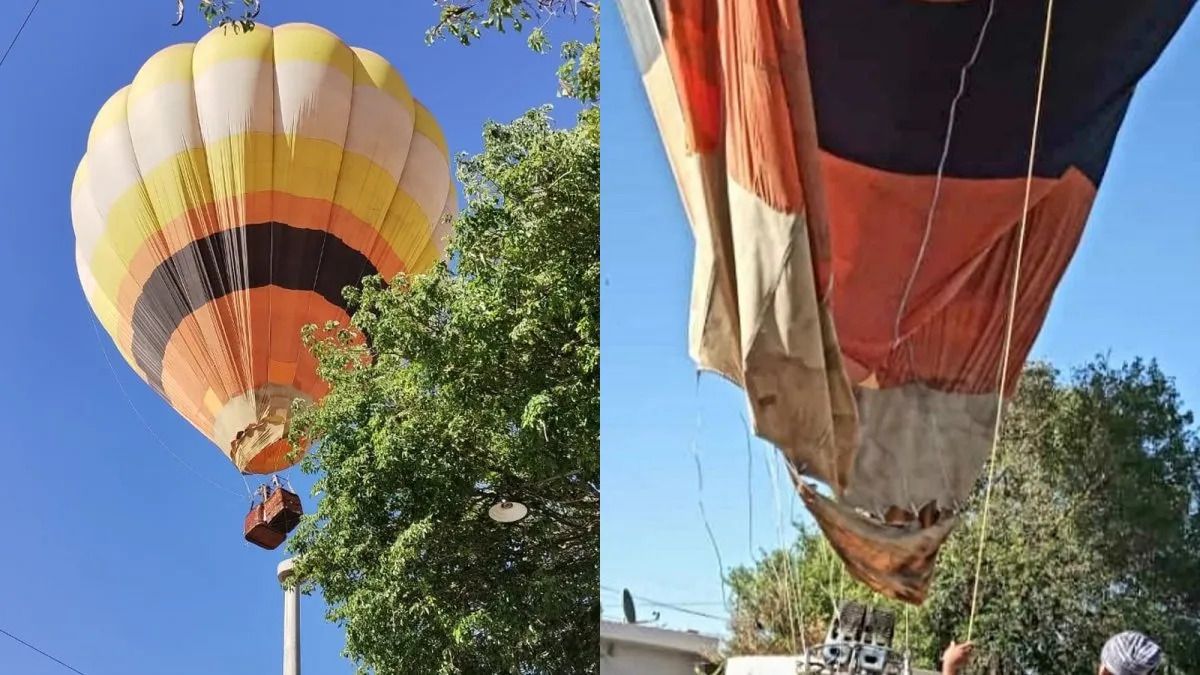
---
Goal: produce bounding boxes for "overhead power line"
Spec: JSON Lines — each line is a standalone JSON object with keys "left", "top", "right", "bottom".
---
{"left": 0, "top": 0, "right": 41, "bottom": 72}
{"left": 601, "top": 585, "right": 729, "bottom": 622}
{"left": 0, "top": 626, "right": 90, "bottom": 675}
{"left": 600, "top": 587, "right": 724, "bottom": 608}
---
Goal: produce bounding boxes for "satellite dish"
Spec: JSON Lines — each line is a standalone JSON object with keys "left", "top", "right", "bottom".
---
{"left": 488, "top": 500, "right": 528, "bottom": 523}
{"left": 622, "top": 589, "right": 637, "bottom": 624}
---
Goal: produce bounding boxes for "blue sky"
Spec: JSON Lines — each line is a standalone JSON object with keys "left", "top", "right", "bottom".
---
{"left": 600, "top": 7, "right": 1200, "bottom": 636}
{"left": 0, "top": 2, "right": 588, "bottom": 673}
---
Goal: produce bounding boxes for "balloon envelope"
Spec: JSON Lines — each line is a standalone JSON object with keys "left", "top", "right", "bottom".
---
{"left": 617, "top": 0, "right": 1194, "bottom": 601}
{"left": 73, "top": 23, "right": 456, "bottom": 475}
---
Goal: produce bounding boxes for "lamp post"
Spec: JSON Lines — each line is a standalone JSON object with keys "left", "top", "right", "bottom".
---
{"left": 277, "top": 558, "right": 301, "bottom": 675}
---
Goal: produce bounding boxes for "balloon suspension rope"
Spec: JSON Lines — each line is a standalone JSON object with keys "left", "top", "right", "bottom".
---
{"left": 904, "top": 605, "right": 910, "bottom": 654}
{"left": 89, "top": 316, "right": 245, "bottom": 500}
{"left": 893, "top": 0, "right": 996, "bottom": 355}
{"left": 691, "top": 372, "right": 730, "bottom": 615}
{"left": 965, "top": 0, "right": 1056, "bottom": 643}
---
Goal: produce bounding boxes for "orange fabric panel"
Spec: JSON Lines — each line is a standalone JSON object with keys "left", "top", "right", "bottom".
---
{"left": 719, "top": 0, "right": 808, "bottom": 215}
{"left": 244, "top": 437, "right": 306, "bottom": 475}
{"left": 159, "top": 287, "right": 345, "bottom": 433}
{"left": 268, "top": 284, "right": 314, "bottom": 385}
{"left": 663, "top": 0, "right": 817, "bottom": 214}
{"left": 664, "top": 0, "right": 832, "bottom": 287}
{"left": 664, "top": 0, "right": 721, "bottom": 153}
{"left": 877, "top": 168, "right": 1097, "bottom": 395}
{"left": 819, "top": 152, "right": 1089, "bottom": 391}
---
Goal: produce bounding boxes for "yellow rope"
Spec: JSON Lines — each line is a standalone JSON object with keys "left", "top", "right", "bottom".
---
{"left": 966, "top": 0, "right": 1056, "bottom": 643}
{"left": 904, "top": 605, "right": 910, "bottom": 654}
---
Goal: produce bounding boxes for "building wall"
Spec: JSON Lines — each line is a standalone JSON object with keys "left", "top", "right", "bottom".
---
{"left": 600, "top": 638, "right": 707, "bottom": 675}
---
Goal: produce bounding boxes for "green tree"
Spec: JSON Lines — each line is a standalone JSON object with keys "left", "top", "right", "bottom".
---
{"left": 426, "top": 1, "right": 596, "bottom": 50}
{"left": 283, "top": 19, "right": 599, "bottom": 665}
{"left": 172, "top": 0, "right": 261, "bottom": 31}
{"left": 727, "top": 359, "right": 1200, "bottom": 674}
{"left": 427, "top": 1, "right": 600, "bottom": 106}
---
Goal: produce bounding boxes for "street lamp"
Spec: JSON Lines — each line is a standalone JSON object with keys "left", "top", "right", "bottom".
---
{"left": 487, "top": 499, "right": 528, "bottom": 523}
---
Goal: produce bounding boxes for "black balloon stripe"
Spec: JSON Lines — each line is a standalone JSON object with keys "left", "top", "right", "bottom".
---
{"left": 129, "top": 222, "right": 377, "bottom": 393}
{"left": 801, "top": 0, "right": 1192, "bottom": 183}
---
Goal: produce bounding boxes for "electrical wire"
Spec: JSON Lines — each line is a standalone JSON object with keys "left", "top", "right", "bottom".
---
{"left": 600, "top": 586, "right": 724, "bottom": 608}
{"left": 600, "top": 586, "right": 729, "bottom": 622}
{"left": 0, "top": 0, "right": 40, "bottom": 72}
{"left": 0, "top": 626, "right": 89, "bottom": 675}
{"left": 600, "top": 587, "right": 725, "bottom": 608}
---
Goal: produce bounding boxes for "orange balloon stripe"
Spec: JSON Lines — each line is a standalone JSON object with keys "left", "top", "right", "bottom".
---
{"left": 819, "top": 160, "right": 1095, "bottom": 394}
{"left": 244, "top": 437, "right": 307, "bottom": 475}
{"left": 873, "top": 168, "right": 1096, "bottom": 395}
{"left": 160, "top": 287, "right": 346, "bottom": 438}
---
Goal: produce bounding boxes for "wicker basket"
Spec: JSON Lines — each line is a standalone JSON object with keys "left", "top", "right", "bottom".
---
{"left": 263, "top": 486, "right": 303, "bottom": 535}
{"left": 244, "top": 503, "right": 286, "bottom": 550}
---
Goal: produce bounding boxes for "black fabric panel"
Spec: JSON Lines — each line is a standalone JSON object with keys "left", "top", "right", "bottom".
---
{"left": 130, "top": 222, "right": 376, "bottom": 393}
{"left": 801, "top": 0, "right": 1195, "bottom": 183}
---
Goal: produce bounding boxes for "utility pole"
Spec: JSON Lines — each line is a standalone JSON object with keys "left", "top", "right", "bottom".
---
{"left": 277, "top": 558, "right": 301, "bottom": 675}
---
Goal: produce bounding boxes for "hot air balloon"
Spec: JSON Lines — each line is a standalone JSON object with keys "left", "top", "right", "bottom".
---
{"left": 72, "top": 22, "right": 456, "bottom": 547}
{"left": 617, "top": 0, "right": 1195, "bottom": 602}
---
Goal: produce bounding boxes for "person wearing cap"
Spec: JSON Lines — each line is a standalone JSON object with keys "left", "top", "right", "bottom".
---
{"left": 1100, "top": 631, "right": 1163, "bottom": 675}
{"left": 937, "top": 631, "right": 1164, "bottom": 674}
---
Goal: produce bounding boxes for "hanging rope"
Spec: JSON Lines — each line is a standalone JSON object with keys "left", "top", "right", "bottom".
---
{"left": 966, "top": 0, "right": 1057, "bottom": 643}
{"left": 691, "top": 372, "right": 730, "bottom": 615}
{"left": 89, "top": 316, "right": 247, "bottom": 500}
{"left": 780, "top": 459, "right": 828, "bottom": 658}
{"left": 892, "top": 0, "right": 997, "bottom": 357}
{"left": 747, "top": 427, "right": 755, "bottom": 560}
{"left": 761, "top": 433, "right": 800, "bottom": 653}
{"left": 824, "top": 538, "right": 838, "bottom": 616}
{"left": 785, "top": 467, "right": 810, "bottom": 659}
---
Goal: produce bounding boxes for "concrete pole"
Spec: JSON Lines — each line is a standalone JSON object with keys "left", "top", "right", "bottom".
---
{"left": 277, "top": 558, "right": 301, "bottom": 675}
